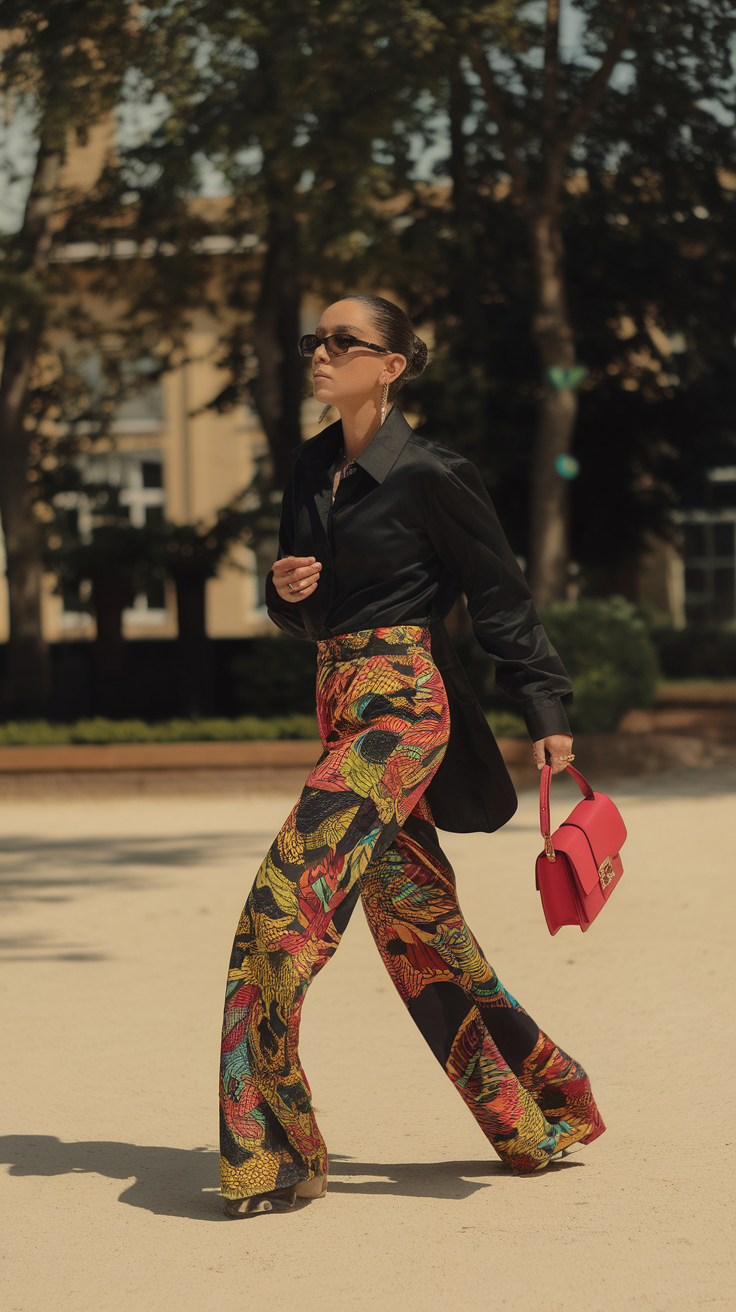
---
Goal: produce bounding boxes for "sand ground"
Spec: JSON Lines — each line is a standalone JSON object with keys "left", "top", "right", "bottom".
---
{"left": 1, "top": 767, "right": 734, "bottom": 1312}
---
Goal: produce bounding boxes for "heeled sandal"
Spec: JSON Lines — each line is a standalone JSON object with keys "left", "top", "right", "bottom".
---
{"left": 223, "top": 1174, "right": 327, "bottom": 1218}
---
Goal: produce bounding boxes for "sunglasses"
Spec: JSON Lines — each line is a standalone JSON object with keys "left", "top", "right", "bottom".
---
{"left": 299, "top": 333, "right": 391, "bottom": 358}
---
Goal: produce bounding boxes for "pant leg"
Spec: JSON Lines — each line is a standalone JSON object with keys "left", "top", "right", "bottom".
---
{"left": 220, "top": 629, "right": 450, "bottom": 1200}
{"left": 359, "top": 810, "right": 605, "bottom": 1172}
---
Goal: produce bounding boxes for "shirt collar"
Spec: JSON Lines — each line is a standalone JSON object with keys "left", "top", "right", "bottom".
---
{"left": 298, "top": 405, "right": 415, "bottom": 484}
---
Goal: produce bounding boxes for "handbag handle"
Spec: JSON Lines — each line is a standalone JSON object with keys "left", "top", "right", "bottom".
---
{"left": 539, "top": 762, "right": 595, "bottom": 861}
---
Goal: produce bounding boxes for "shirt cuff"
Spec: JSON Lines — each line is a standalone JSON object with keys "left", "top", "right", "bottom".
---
{"left": 265, "top": 570, "right": 311, "bottom": 640}
{"left": 265, "top": 570, "right": 290, "bottom": 614}
{"left": 522, "top": 698, "right": 572, "bottom": 742}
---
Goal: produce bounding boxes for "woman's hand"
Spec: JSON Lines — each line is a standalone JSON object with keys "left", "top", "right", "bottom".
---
{"left": 532, "top": 734, "right": 574, "bottom": 775}
{"left": 272, "top": 555, "right": 322, "bottom": 603}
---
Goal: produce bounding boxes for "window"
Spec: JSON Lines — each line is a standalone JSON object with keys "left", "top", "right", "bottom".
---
{"left": 55, "top": 452, "right": 169, "bottom": 627}
{"left": 682, "top": 517, "right": 736, "bottom": 624}
{"left": 112, "top": 357, "right": 164, "bottom": 434}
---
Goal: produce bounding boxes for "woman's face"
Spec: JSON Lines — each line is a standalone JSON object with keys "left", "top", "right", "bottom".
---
{"left": 310, "top": 300, "right": 407, "bottom": 410}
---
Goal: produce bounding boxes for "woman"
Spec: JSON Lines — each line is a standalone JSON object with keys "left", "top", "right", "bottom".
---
{"left": 220, "top": 294, "right": 605, "bottom": 1218}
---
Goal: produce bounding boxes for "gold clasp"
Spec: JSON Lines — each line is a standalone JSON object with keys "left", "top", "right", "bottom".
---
{"left": 544, "top": 834, "right": 556, "bottom": 862}
{"left": 598, "top": 856, "right": 615, "bottom": 889}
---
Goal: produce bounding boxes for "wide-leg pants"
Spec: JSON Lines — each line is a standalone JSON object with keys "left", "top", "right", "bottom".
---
{"left": 219, "top": 626, "right": 604, "bottom": 1199}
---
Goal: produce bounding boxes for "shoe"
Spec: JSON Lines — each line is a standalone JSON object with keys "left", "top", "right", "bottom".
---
{"left": 295, "top": 1173, "right": 327, "bottom": 1199}
{"left": 223, "top": 1174, "right": 327, "bottom": 1217}
{"left": 223, "top": 1186, "right": 297, "bottom": 1217}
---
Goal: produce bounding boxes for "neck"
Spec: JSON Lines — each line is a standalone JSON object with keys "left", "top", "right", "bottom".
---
{"left": 337, "top": 396, "right": 394, "bottom": 460}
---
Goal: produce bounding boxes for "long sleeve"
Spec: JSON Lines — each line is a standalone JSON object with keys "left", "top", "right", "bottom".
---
{"left": 427, "top": 460, "right": 572, "bottom": 740}
{"left": 265, "top": 470, "right": 311, "bottom": 641}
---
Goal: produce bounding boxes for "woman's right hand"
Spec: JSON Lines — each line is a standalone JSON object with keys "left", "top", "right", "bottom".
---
{"left": 271, "top": 555, "right": 322, "bottom": 603}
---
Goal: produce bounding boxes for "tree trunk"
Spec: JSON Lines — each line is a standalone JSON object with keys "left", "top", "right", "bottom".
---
{"left": 251, "top": 185, "right": 303, "bottom": 489}
{"left": 0, "top": 326, "right": 51, "bottom": 714}
{"left": 93, "top": 577, "right": 133, "bottom": 717}
{"left": 464, "top": 6, "right": 637, "bottom": 606}
{"left": 0, "top": 142, "right": 62, "bottom": 716}
{"left": 173, "top": 569, "right": 213, "bottom": 717}
{"left": 449, "top": 73, "right": 480, "bottom": 332}
{"left": 526, "top": 202, "right": 578, "bottom": 606}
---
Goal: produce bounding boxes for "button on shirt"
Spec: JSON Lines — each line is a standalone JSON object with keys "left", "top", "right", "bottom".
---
{"left": 266, "top": 406, "right": 572, "bottom": 744}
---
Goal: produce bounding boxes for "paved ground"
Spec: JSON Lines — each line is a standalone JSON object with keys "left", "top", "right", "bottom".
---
{"left": 1, "top": 767, "right": 734, "bottom": 1312}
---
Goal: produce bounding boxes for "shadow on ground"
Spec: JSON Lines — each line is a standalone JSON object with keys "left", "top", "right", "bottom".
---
{"left": 0, "top": 1137, "right": 580, "bottom": 1220}
{"left": 0, "top": 831, "right": 272, "bottom": 961}
{"left": 0, "top": 832, "right": 272, "bottom": 905}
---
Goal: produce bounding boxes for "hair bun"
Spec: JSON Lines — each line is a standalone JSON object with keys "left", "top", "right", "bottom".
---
{"left": 342, "top": 294, "right": 428, "bottom": 395}
{"left": 407, "top": 334, "right": 428, "bottom": 379}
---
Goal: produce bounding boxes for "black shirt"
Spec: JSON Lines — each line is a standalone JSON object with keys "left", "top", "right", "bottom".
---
{"left": 266, "top": 405, "right": 572, "bottom": 744}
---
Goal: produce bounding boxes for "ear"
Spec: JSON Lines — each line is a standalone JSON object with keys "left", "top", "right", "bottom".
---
{"left": 380, "top": 353, "right": 407, "bottom": 386}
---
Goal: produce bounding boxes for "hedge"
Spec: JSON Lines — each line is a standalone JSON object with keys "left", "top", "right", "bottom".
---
{"left": 0, "top": 709, "right": 527, "bottom": 746}
{"left": 0, "top": 715, "right": 319, "bottom": 746}
{"left": 539, "top": 598, "right": 659, "bottom": 733}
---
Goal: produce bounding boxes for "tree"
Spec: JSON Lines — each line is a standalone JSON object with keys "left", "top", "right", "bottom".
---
{"left": 0, "top": 1, "right": 137, "bottom": 714}
{"left": 382, "top": 0, "right": 736, "bottom": 599}
{"left": 118, "top": 0, "right": 430, "bottom": 485}
{"left": 463, "top": 1, "right": 638, "bottom": 602}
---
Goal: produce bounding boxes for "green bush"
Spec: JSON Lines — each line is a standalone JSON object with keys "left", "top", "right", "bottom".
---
{"left": 539, "top": 598, "right": 659, "bottom": 733}
{"left": 486, "top": 710, "right": 527, "bottom": 738}
{"left": 0, "top": 714, "right": 319, "bottom": 746}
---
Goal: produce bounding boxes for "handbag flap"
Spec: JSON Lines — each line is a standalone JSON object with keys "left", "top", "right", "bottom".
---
{"left": 549, "top": 826, "right": 600, "bottom": 896}
{"left": 557, "top": 792, "right": 626, "bottom": 895}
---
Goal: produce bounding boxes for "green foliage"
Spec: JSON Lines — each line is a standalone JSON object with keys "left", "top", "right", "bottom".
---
{"left": 385, "top": 2, "right": 736, "bottom": 566}
{"left": 485, "top": 710, "right": 526, "bottom": 739}
{"left": 539, "top": 599, "right": 660, "bottom": 733}
{"left": 0, "top": 715, "right": 319, "bottom": 746}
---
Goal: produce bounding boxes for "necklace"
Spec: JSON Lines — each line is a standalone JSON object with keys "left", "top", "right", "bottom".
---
{"left": 332, "top": 450, "right": 359, "bottom": 503}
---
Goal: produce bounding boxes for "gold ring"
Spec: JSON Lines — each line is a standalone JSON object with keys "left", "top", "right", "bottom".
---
{"left": 287, "top": 583, "right": 295, "bottom": 592}
{"left": 556, "top": 754, "right": 575, "bottom": 763}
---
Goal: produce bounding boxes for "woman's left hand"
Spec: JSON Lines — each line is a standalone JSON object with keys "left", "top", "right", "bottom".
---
{"left": 532, "top": 734, "right": 574, "bottom": 775}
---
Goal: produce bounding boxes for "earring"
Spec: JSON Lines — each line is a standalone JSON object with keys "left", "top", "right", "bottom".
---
{"left": 380, "top": 382, "right": 388, "bottom": 426}
{"left": 318, "top": 404, "right": 332, "bottom": 423}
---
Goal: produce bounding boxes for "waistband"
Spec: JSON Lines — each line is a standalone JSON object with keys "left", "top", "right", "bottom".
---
{"left": 317, "top": 625, "right": 431, "bottom": 661}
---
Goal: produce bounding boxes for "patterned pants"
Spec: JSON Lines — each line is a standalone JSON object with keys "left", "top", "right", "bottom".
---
{"left": 220, "top": 626, "right": 604, "bottom": 1199}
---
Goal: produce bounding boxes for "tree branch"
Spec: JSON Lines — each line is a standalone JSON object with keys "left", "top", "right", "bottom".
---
{"left": 563, "top": 4, "right": 637, "bottom": 143}
{"left": 467, "top": 42, "right": 528, "bottom": 201}
{"left": 542, "top": 0, "right": 560, "bottom": 140}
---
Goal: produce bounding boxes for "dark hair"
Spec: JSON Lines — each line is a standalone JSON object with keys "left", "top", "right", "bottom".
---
{"left": 346, "top": 294, "right": 428, "bottom": 400}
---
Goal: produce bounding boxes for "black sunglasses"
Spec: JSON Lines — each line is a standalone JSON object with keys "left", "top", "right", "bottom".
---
{"left": 299, "top": 333, "right": 391, "bottom": 358}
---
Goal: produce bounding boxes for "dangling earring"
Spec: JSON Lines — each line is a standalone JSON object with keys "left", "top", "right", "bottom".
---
{"left": 318, "top": 404, "right": 332, "bottom": 423}
{"left": 380, "top": 381, "right": 388, "bottom": 426}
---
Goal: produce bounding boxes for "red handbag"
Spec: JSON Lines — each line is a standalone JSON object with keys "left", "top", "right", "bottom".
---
{"left": 535, "top": 763, "right": 626, "bottom": 935}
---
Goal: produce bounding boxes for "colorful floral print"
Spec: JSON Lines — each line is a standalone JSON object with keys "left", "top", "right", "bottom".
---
{"left": 219, "top": 626, "right": 604, "bottom": 1200}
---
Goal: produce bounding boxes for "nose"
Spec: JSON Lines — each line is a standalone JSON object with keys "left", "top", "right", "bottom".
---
{"left": 313, "top": 339, "right": 330, "bottom": 366}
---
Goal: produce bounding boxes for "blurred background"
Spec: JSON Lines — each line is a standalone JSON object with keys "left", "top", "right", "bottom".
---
{"left": 1, "top": 0, "right": 735, "bottom": 755}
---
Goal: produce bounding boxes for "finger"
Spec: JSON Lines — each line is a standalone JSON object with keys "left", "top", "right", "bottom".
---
{"left": 286, "top": 563, "right": 322, "bottom": 584}
{"left": 277, "top": 566, "right": 322, "bottom": 589}
{"left": 278, "top": 571, "right": 321, "bottom": 598}
{"left": 280, "top": 579, "right": 318, "bottom": 602}
{"left": 284, "top": 569, "right": 321, "bottom": 594}
{"left": 273, "top": 556, "right": 316, "bottom": 576}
